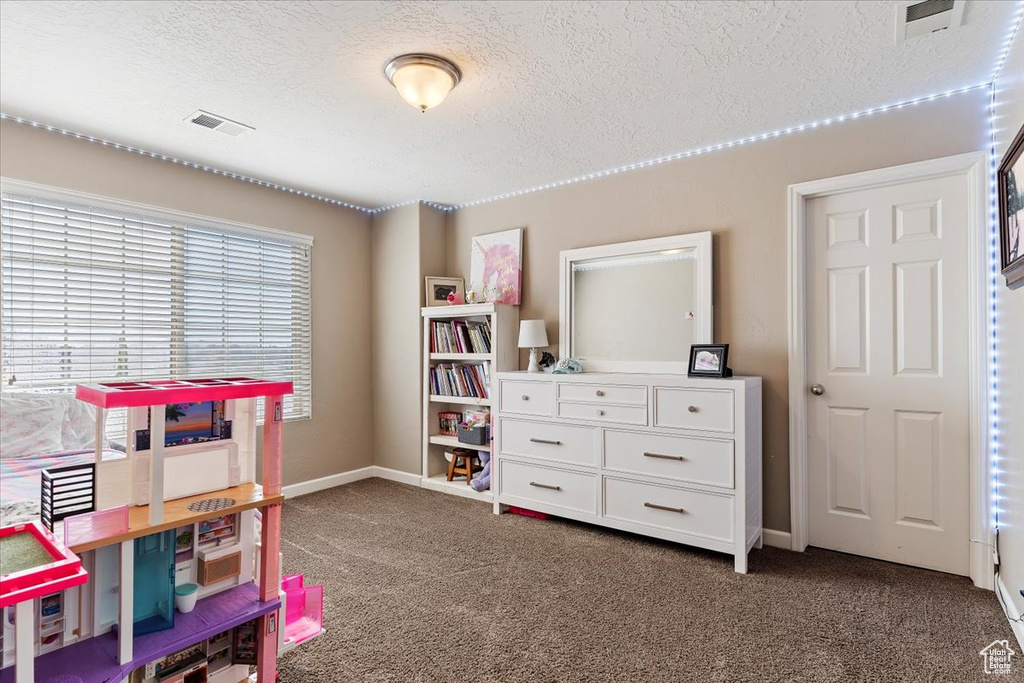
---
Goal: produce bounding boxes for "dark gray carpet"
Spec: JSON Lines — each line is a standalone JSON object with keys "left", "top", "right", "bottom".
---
{"left": 277, "top": 479, "right": 1012, "bottom": 682}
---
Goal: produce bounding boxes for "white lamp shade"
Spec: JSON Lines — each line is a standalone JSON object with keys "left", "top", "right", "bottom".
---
{"left": 390, "top": 63, "right": 455, "bottom": 111}
{"left": 518, "top": 320, "right": 548, "bottom": 348}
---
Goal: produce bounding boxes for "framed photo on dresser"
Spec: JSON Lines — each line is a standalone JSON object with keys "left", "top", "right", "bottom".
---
{"left": 687, "top": 344, "right": 731, "bottom": 378}
{"left": 998, "top": 123, "right": 1024, "bottom": 290}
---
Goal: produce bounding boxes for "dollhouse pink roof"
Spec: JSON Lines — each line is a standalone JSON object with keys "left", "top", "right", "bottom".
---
{"left": 75, "top": 377, "right": 293, "bottom": 409}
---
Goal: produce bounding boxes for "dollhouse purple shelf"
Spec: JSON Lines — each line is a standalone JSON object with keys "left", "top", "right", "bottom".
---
{"left": 0, "top": 583, "right": 279, "bottom": 683}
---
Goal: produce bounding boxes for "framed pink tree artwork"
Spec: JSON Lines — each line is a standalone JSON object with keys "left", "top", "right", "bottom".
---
{"left": 471, "top": 228, "right": 523, "bottom": 305}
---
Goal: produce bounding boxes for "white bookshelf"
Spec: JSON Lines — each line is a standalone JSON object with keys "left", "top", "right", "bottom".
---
{"left": 421, "top": 303, "right": 519, "bottom": 503}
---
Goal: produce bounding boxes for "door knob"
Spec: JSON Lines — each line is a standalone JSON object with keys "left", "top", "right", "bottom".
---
{"left": 810, "top": 383, "right": 825, "bottom": 396}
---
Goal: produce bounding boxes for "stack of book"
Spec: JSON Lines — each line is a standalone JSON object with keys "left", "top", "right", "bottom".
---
{"left": 430, "top": 362, "right": 490, "bottom": 399}
{"left": 431, "top": 319, "right": 492, "bottom": 354}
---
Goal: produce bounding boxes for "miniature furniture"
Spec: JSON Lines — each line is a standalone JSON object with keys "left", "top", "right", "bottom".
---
{"left": 39, "top": 463, "right": 96, "bottom": 532}
{"left": 492, "top": 372, "right": 762, "bottom": 573}
{"left": 281, "top": 574, "right": 323, "bottom": 650}
{"left": 421, "top": 303, "right": 518, "bottom": 502}
{"left": 445, "top": 448, "right": 481, "bottom": 485}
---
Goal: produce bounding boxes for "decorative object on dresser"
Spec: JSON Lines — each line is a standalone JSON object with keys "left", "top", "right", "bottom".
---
{"left": 421, "top": 303, "right": 519, "bottom": 503}
{"left": 997, "top": 122, "right": 1024, "bottom": 289}
{"left": 471, "top": 228, "right": 523, "bottom": 304}
{"left": 560, "top": 232, "right": 712, "bottom": 373}
{"left": 552, "top": 358, "right": 582, "bottom": 374}
{"left": 492, "top": 372, "right": 762, "bottom": 573}
{"left": 425, "top": 276, "right": 466, "bottom": 306}
{"left": 687, "top": 344, "right": 732, "bottom": 378}
{"left": 518, "top": 320, "right": 549, "bottom": 373}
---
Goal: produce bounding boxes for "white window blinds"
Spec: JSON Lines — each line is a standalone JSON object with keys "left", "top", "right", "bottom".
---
{"left": 0, "top": 187, "right": 313, "bottom": 422}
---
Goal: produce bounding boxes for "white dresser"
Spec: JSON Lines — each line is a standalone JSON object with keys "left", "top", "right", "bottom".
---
{"left": 493, "top": 371, "right": 762, "bottom": 573}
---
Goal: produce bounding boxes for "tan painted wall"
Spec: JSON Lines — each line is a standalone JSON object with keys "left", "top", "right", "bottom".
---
{"left": 371, "top": 202, "right": 447, "bottom": 474}
{"left": 447, "top": 91, "right": 990, "bottom": 533}
{"left": 994, "top": 32, "right": 1024, "bottom": 619}
{"left": 371, "top": 204, "right": 422, "bottom": 473}
{"left": 0, "top": 119, "right": 374, "bottom": 486}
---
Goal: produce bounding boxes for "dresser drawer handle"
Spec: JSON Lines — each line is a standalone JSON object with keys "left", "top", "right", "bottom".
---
{"left": 597, "top": 409, "right": 605, "bottom": 416}
{"left": 687, "top": 405, "right": 699, "bottom": 413}
{"left": 522, "top": 395, "right": 530, "bottom": 401}
{"left": 644, "top": 502, "right": 686, "bottom": 514}
{"left": 529, "top": 482, "right": 561, "bottom": 491}
{"left": 529, "top": 438, "right": 562, "bottom": 445}
{"left": 643, "top": 451, "right": 686, "bottom": 462}
{"left": 596, "top": 390, "right": 605, "bottom": 397}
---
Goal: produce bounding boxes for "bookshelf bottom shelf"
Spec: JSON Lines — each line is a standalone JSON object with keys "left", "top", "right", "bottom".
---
{"left": 428, "top": 434, "right": 491, "bottom": 452}
{"left": 421, "top": 474, "right": 493, "bottom": 503}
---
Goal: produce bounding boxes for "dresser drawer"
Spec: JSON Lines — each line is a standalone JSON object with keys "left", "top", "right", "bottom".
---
{"left": 557, "top": 383, "right": 647, "bottom": 405}
{"left": 500, "top": 380, "right": 553, "bottom": 416}
{"left": 603, "top": 430, "right": 734, "bottom": 488}
{"left": 499, "top": 459, "right": 596, "bottom": 514}
{"left": 499, "top": 419, "right": 597, "bottom": 466}
{"left": 653, "top": 387, "right": 734, "bottom": 433}
{"left": 603, "top": 477, "right": 734, "bottom": 543}
{"left": 557, "top": 401, "right": 647, "bottom": 426}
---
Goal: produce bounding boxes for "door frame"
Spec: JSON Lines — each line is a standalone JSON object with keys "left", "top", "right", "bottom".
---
{"left": 786, "top": 151, "right": 991, "bottom": 589}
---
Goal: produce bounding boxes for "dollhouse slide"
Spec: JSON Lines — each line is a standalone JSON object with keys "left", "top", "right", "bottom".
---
{"left": 0, "top": 377, "right": 323, "bottom": 683}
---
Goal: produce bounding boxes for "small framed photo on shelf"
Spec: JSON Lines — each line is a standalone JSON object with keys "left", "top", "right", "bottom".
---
{"left": 998, "top": 123, "right": 1024, "bottom": 289}
{"left": 688, "top": 344, "right": 731, "bottom": 378}
{"left": 425, "top": 276, "right": 465, "bottom": 306}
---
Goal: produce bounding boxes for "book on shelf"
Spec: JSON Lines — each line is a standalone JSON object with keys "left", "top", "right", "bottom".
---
{"left": 430, "top": 362, "right": 490, "bottom": 399}
{"left": 430, "top": 319, "right": 492, "bottom": 354}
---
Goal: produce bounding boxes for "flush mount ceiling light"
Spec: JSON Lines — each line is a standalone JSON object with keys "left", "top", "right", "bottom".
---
{"left": 384, "top": 53, "right": 461, "bottom": 112}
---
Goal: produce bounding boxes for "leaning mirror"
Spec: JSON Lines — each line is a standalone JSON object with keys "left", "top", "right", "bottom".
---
{"left": 559, "top": 232, "right": 712, "bottom": 373}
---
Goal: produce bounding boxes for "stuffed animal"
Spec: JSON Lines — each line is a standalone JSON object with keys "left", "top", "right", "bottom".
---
{"left": 470, "top": 451, "right": 491, "bottom": 492}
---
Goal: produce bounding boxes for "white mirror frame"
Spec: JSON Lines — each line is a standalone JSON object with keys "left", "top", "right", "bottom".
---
{"left": 559, "top": 231, "right": 713, "bottom": 374}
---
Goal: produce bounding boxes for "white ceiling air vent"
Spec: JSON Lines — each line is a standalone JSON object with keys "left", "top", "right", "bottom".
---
{"left": 896, "top": 0, "right": 964, "bottom": 41}
{"left": 184, "top": 110, "right": 254, "bottom": 137}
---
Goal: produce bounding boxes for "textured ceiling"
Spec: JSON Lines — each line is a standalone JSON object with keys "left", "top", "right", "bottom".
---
{"left": 0, "top": 1, "right": 1016, "bottom": 209}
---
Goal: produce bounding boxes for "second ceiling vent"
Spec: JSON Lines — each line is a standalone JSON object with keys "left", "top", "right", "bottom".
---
{"left": 185, "top": 110, "right": 254, "bottom": 137}
{"left": 896, "top": 0, "right": 964, "bottom": 41}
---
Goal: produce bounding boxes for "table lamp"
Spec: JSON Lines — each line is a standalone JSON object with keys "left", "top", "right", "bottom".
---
{"left": 518, "top": 320, "right": 548, "bottom": 373}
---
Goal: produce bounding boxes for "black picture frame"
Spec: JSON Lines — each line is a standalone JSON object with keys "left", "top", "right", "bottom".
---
{"left": 998, "top": 122, "right": 1024, "bottom": 290}
{"left": 688, "top": 344, "right": 731, "bottom": 378}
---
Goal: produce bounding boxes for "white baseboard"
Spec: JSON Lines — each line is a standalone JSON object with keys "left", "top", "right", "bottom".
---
{"left": 762, "top": 528, "right": 792, "bottom": 549}
{"left": 281, "top": 466, "right": 375, "bottom": 499}
{"left": 370, "top": 466, "right": 422, "bottom": 486}
{"left": 997, "top": 573, "right": 1024, "bottom": 651}
{"left": 281, "top": 465, "right": 423, "bottom": 499}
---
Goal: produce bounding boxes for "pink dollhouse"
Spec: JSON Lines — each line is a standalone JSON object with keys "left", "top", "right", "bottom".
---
{"left": 0, "top": 378, "right": 323, "bottom": 683}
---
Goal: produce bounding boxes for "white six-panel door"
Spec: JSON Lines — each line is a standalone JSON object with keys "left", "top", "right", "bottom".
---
{"left": 806, "top": 173, "right": 970, "bottom": 575}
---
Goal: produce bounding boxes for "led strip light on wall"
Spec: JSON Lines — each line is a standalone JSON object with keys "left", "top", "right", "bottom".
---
{"left": 0, "top": 113, "right": 378, "bottom": 214}
{"left": 987, "top": 0, "right": 1024, "bottom": 532}
{"left": 454, "top": 82, "right": 994, "bottom": 210}
{"left": 0, "top": 82, "right": 999, "bottom": 216}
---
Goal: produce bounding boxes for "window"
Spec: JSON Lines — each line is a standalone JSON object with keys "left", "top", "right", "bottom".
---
{"left": 0, "top": 183, "right": 313, "bottom": 426}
